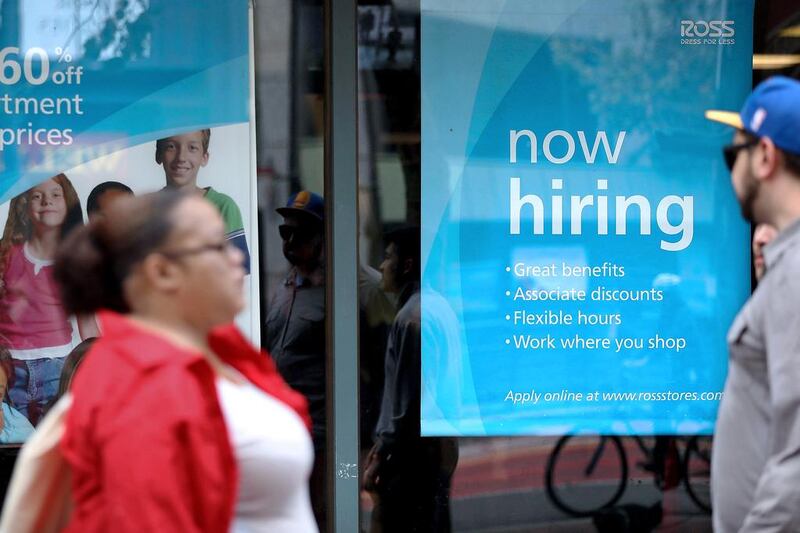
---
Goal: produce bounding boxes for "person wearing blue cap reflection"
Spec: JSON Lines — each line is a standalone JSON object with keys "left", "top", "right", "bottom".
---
{"left": 705, "top": 76, "right": 800, "bottom": 532}
{"left": 264, "top": 190, "right": 327, "bottom": 532}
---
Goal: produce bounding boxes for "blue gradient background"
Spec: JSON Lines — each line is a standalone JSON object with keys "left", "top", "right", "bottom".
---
{"left": 421, "top": 0, "right": 754, "bottom": 436}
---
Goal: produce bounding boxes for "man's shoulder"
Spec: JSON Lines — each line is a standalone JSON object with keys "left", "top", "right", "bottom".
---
{"left": 394, "top": 290, "right": 421, "bottom": 327}
{"left": 783, "top": 239, "right": 800, "bottom": 265}
{"left": 765, "top": 220, "right": 800, "bottom": 273}
{"left": 769, "top": 241, "right": 800, "bottom": 288}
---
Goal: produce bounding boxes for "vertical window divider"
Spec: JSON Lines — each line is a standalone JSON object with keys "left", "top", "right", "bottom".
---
{"left": 325, "top": 0, "right": 359, "bottom": 531}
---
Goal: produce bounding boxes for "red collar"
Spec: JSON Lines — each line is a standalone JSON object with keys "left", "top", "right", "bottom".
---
{"left": 97, "top": 310, "right": 259, "bottom": 369}
{"left": 96, "top": 310, "right": 311, "bottom": 432}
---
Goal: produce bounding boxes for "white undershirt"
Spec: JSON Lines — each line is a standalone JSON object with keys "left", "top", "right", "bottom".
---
{"left": 216, "top": 373, "right": 317, "bottom": 533}
{"left": 23, "top": 241, "right": 53, "bottom": 275}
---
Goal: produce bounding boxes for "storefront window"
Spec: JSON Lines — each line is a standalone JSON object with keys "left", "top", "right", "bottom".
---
{"left": 357, "top": 1, "right": 799, "bottom": 531}
{"left": 254, "top": 1, "right": 330, "bottom": 530}
{"left": 1, "top": 1, "right": 799, "bottom": 531}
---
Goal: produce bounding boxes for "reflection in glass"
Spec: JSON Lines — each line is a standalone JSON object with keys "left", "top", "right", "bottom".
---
{"left": 357, "top": 1, "right": 725, "bottom": 531}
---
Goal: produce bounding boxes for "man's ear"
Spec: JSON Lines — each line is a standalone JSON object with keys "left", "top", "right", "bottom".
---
{"left": 754, "top": 137, "right": 781, "bottom": 182}
{"left": 155, "top": 150, "right": 163, "bottom": 165}
{"left": 201, "top": 151, "right": 209, "bottom": 167}
{"left": 401, "top": 257, "right": 414, "bottom": 277}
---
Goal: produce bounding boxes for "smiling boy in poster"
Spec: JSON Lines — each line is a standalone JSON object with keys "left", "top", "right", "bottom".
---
{"left": 156, "top": 129, "right": 250, "bottom": 273}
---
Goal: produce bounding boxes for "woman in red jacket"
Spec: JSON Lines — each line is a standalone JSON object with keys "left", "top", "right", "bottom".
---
{"left": 53, "top": 190, "right": 316, "bottom": 533}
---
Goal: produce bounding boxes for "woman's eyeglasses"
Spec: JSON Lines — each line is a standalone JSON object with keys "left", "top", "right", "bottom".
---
{"left": 723, "top": 138, "right": 759, "bottom": 171}
{"left": 160, "top": 241, "right": 232, "bottom": 259}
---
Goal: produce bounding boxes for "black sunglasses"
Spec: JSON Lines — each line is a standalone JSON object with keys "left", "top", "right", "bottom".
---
{"left": 722, "top": 138, "right": 759, "bottom": 171}
{"left": 279, "top": 224, "right": 317, "bottom": 242}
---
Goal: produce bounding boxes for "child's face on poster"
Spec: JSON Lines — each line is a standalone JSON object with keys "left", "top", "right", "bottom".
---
{"left": 28, "top": 179, "right": 67, "bottom": 229}
{"left": 89, "top": 189, "right": 133, "bottom": 223}
{"left": 157, "top": 131, "right": 209, "bottom": 188}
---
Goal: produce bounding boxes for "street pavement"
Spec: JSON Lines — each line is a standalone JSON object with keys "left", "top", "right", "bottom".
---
{"left": 450, "top": 437, "right": 711, "bottom": 532}
{"left": 361, "top": 437, "right": 711, "bottom": 532}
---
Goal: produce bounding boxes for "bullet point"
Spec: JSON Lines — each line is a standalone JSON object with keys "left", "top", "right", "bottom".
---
{"left": 505, "top": 290, "right": 511, "bottom": 297}
{"left": 505, "top": 339, "right": 511, "bottom": 345}
{"left": 505, "top": 314, "right": 511, "bottom": 320}
{"left": 505, "top": 266, "right": 511, "bottom": 272}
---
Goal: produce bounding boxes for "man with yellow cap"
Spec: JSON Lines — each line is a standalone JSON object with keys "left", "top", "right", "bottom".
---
{"left": 706, "top": 75, "right": 800, "bottom": 532}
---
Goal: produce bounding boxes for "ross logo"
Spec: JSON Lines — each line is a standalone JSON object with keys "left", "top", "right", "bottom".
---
{"left": 681, "top": 20, "right": 735, "bottom": 38}
{"left": 680, "top": 20, "right": 735, "bottom": 46}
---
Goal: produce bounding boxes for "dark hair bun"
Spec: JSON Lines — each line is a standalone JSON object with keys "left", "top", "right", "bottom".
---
{"left": 55, "top": 221, "right": 128, "bottom": 314}
{"left": 55, "top": 190, "right": 188, "bottom": 314}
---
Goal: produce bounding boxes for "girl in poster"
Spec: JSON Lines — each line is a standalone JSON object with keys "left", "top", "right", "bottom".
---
{"left": 0, "top": 174, "right": 97, "bottom": 426}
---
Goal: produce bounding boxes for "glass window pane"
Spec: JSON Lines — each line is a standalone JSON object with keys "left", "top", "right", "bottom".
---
{"left": 254, "top": 1, "right": 329, "bottom": 531}
{"left": 358, "top": 2, "right": 799, "bottom": 532}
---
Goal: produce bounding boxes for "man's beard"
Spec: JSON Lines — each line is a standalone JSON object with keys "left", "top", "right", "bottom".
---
{"left": 738, "top": 171, "right": 760, "bottom": 223}
{"left": 283, "top": 240, "right": 323, "bottom": 269}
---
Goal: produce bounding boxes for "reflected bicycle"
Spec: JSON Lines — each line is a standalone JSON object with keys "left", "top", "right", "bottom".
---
{"left": 544, "top": 434, "right": 712, "bottom": 517}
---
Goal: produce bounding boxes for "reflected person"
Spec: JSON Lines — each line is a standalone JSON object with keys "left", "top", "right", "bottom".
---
{"left": 264, "top": 190, "right": 327, "bottom": 531}
{"left": 364, "top": 227, "right": 458, "bottom": 533}
{"left": 752, "top": 223, "right": 777, "bottom": 282}
{"left": 359, "top": 263, "right": 396, "bottom": 457}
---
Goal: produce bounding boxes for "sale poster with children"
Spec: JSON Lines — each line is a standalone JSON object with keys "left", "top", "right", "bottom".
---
{"left": 0, "top": 1, "right": 257, "bottom": 441}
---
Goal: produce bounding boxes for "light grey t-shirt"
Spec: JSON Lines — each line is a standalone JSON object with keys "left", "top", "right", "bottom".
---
{"left": 713, "top": 218, "right": 800, "bottom": 532}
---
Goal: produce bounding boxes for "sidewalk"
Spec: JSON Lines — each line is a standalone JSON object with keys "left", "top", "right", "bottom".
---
{"left": 361, "top": 437, "right": 712, "bottom": 532}
{"left": 451, "top": 485, "right": 711, "bottom": 532}
{"left": 450, "top": 437, "right": 711, "bottom": 532}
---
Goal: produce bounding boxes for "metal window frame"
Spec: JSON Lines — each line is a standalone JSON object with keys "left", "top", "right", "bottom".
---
{"left": 325, "top": 0, "right": 359, "bottom": 531}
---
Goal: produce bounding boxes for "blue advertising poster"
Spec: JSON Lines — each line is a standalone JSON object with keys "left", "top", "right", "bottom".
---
{"left": 0, "top": 1, "right": 257, "bottom": 442}
{"left": 421, "top": 0, "right": 754, "bottom": 436}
